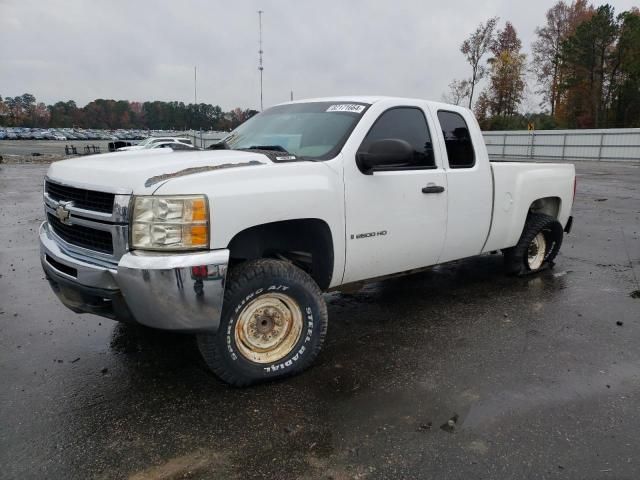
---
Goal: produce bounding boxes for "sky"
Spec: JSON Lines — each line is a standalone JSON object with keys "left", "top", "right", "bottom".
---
{"left": 1, "top": 0, "right": 638, "bottom": 112}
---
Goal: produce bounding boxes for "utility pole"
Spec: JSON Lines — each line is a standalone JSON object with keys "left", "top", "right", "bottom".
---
{"left": 290, "top": 90, "right": 293, "bottom": 102}
{"left": 258, "top": 10, "right": 264, "bottom": 111}
{"left": 194, "top": 66, "right": 201, "bottom": 147}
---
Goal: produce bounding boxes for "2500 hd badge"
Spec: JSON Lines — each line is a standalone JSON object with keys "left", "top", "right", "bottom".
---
{"left": 351, "top": 230, "right": 388, "bottom": 239}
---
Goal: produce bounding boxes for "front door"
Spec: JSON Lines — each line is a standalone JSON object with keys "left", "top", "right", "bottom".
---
{"left": 342, "top": 104, "right": 448, "bottom": 284}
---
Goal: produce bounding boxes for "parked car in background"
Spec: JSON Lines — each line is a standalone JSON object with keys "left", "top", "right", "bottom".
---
{"left": 117, "top": 137, "right": 193, "bottom": 151}
{"left": 151, "top": 141, "right": 199, "bottom": 150}
{"left": 53, "top": 133, "right": 67, "bottom": 141}
{"left": 0, "top": 127, "right": 204, "bottom": 142}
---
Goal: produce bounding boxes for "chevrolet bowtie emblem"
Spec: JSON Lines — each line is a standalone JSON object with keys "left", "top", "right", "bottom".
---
{"left": 55, "top": 201, "right": 73, "bottom": 225}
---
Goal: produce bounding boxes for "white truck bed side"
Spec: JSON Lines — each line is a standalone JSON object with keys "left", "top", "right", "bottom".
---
{"left": 482, "top": 162, "right": 575, "bottom": 253}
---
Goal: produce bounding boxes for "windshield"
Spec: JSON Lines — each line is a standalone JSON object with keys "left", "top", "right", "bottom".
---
{"left": 223, "top": 101, "right": 369, "bottom": 160}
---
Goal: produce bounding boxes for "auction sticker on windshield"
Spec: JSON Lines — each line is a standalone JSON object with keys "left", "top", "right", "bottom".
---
{"left": 326, "top": 104, "right": 366, "bottom": 113}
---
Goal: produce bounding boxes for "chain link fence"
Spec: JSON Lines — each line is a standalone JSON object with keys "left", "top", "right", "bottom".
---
{"left": 184, "top": 131, "right": 228, "bottom": 149}
{"left": 483, "top": 128, "right": 640, "bottom": 162}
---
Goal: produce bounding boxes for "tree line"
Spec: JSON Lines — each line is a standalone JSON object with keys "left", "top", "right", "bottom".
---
{"left": 2, "top": 1, "right": 638, "bottom": 132}
{"left": 0, "top": 95, "right": 258, "bottom": 131}
{"left": 447, "top": 1, "right": 640, "bottom": 129}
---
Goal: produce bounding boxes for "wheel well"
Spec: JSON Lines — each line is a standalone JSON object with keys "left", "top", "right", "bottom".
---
{"left": 528, "top": 197, "right": 561, "bottom": 219}
{"left": 227, "top": 219, "right": 334, "bottom": 290}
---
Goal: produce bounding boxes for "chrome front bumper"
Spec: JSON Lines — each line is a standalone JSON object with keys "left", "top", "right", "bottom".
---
{"left": 39, "top": 222, "right": 229, "bottom": 332}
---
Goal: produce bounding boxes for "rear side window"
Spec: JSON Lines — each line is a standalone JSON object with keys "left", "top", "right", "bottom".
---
{"left": 359, "top": 107, "right": 435, "bottom": 169}
{"left": 437, "top": 111, "right": 475, "bottom": 168}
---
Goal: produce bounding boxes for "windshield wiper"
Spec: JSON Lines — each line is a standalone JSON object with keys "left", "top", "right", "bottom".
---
{"left": 207, "top": 140, "right": 229, "bottom": 150}
{"left": 246, "top": 145, "right": 289, "bottom": 153}
{"left": 237, "top": 144, "right": 315, "bottom": 161}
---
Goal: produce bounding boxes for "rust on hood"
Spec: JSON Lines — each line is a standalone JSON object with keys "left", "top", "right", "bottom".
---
{"left": 145, "top": 160, "right": 264, "bottom": 187}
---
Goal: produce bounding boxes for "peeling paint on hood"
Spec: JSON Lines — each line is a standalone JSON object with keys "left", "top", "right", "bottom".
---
{"left": 144, "top": 160, "right": 264, "bottom": 187}
{"left": 45, "top": 150, "right": 271, "bottom": 195}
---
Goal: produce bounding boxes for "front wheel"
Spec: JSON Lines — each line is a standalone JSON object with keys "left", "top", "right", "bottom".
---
{"left": 504, "top": 213, "right": 564, "bottom": 276}
{"left": 197, "top": 259, "right": 328, "bottom": 387}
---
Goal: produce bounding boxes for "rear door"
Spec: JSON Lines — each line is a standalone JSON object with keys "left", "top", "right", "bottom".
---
{"left": 434, "top": 109, "right": 493, "bottom": 262}
{"left": 342, "top": 102, "right": 448, "bottom": 284}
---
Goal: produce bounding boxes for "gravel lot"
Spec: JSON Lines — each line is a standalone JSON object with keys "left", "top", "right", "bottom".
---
{"left": 0, "top": 160, "right": 639, "bottom": 479}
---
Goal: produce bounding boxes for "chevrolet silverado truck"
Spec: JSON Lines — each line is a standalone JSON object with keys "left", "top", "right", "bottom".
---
{"left": 40, "top": 97, "right": 575, "bottom": 386}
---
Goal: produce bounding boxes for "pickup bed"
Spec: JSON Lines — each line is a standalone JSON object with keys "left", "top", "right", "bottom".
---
{"left": 40, "top": 96, "right": 575, "bottom": 385}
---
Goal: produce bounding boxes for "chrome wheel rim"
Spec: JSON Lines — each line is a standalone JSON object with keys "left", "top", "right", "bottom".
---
{"left": 527, "top": 232, "right": 547, "bottom": 270}
{"left": 234, "top": 293, "right": 303, "bottom": 363}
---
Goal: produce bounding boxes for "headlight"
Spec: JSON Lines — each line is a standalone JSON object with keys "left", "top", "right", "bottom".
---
{"left": 131, "top": 195, "right": 209, "bottom": 250}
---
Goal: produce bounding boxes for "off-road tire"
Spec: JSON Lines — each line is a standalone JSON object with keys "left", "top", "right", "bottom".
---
{"left": 197, "top": 259, "right": 328, "bottom": 387}
{"left": 504, "top": 213, "right": 564, "bottom": 276}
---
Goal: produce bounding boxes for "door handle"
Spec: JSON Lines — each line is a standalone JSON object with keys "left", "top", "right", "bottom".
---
{"left": 422, "top": 185, "right": 445, "bottom": 194}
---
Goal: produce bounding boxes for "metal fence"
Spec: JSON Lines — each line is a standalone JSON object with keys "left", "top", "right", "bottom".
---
{"left": 172, "top": 128, "right": 640, "bottom": 161}
{"left": 483, "top": 128, "right": 640, "bottom": 162}
{"left": 185, "top": 130, "right": 228, "bottom": 149}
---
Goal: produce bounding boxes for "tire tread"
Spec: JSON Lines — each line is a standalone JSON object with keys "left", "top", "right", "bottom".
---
{"left": 198, "top": 259, "right": 327, "bottom": 387}
{"left": 504, "top": 213, "right": 563, "bottom": 276}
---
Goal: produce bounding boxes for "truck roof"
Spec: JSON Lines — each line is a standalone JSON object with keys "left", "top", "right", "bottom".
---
{"left": 279, "top": 96, "right": 470, "bottom": 113}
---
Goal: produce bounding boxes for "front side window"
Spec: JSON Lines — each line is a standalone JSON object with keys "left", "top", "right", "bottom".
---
{"left": 222, "top": 101, "right": 369, "bottom": 160}
{"left": 437, "top": 111, "right": 475, "bottom": 168}
{"left": 358, "top": 107, "right": 435, "bottom": 170}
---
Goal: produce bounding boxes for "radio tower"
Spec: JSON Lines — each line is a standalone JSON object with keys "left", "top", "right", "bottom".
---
{"left": 258, "top": 10, "right": 264, "bottom": 111}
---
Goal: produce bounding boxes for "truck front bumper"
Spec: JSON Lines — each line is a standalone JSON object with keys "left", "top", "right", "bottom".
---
{"left": 39, "top": 222, "right": 229, "bottom": 332}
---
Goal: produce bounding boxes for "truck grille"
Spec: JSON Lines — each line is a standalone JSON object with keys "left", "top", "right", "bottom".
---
{"left": 45, "top": 181, "right": 115, "bottom": 214}
{"left": 47, "top": 213, "right": 114, "bottom": 254}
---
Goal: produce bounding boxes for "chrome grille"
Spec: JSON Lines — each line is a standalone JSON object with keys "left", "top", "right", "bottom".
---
{"left": 43, "top": 178, "right": 131, "bottom": 263}
{"left": 45, "top": 180, "right": 115, "bottom": 213}
{"left": 47, "top": 213, "right": 114, "bottom": 254}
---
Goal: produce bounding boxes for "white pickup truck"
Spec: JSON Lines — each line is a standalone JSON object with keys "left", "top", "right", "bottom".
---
{"left": 40, "top": 97, "right": 575, "bottom": 386}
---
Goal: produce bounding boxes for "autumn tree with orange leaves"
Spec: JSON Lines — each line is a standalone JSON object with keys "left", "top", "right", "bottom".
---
{"left": 449, "top": 2, "right": 640, "bottom": 129}
{"left": 532, "top": 1, "right": 593, "bottom": 117}
{"left": 484, "top": 23, "right": 527, "bottom": 117}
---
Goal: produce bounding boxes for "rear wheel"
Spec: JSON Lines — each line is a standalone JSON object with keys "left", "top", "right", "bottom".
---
{"left": 504, "top": 213, "right": 563, "bottom": 276}
{"left": 197, "top": 259, "right": 328, "bottom": 387}
{"left": 527, "top": 232, "right": 547, "bottom": 270}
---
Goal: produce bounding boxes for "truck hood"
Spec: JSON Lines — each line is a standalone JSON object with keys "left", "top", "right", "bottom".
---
{"left": 46, "top": 149, "right": 271, "bottom": 194}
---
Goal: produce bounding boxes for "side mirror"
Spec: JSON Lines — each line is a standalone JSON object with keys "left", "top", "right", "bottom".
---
{"left": 356, "top": 138, "right": 414, "bottom": 174}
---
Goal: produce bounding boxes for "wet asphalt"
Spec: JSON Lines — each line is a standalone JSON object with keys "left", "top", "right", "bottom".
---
{"left": 0, "top": 161, "right": 639, "bottom": 480}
